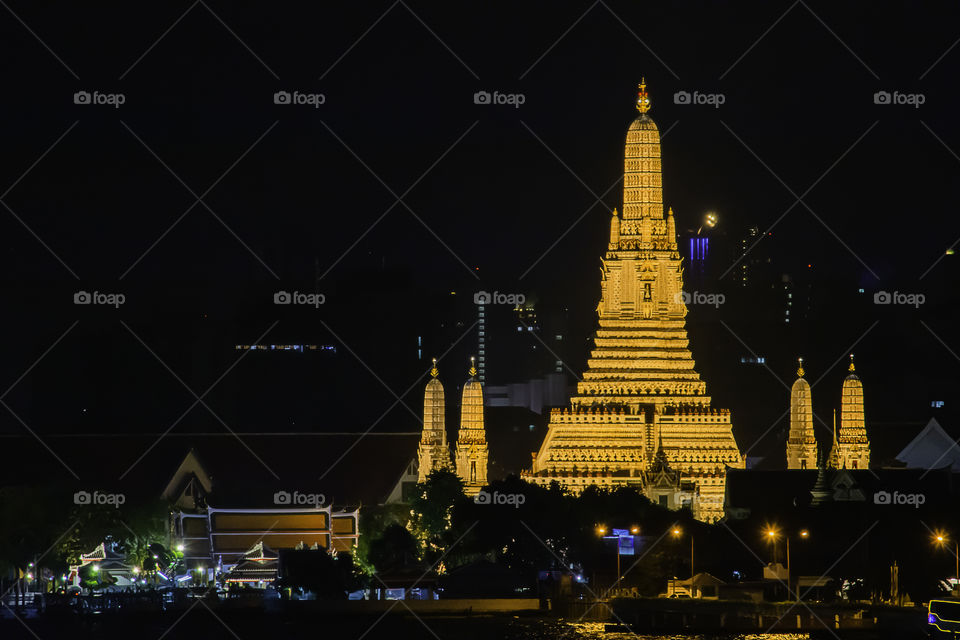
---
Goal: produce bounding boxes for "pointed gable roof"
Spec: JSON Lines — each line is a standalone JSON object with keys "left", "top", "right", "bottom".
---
{"left": 896, "top": 418, "right": 960, "bottom": 471}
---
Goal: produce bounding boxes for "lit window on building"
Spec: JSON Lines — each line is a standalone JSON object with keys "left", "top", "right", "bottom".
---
{"left": 933, "top": 400, "right": 945, "bottom": 408}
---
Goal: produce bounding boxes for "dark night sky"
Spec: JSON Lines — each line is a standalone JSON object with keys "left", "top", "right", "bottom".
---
{"left": 1, "top": 2, "right": 959, "bottom": 482}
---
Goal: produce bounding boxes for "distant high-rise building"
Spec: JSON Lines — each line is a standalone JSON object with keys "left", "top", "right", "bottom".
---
{"left": 786, "top": 359, "right": 818, "bottom": 470}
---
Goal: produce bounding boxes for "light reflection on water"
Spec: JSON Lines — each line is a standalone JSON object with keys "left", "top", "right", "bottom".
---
{"left": 556, "top": 623, "right": 810, "bottom": 640}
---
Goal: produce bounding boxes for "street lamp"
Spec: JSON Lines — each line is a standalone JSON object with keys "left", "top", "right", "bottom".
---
{"left": 671, "top": 526, "right": 695, "bottom": 578}
{"left": 933, "top": 531, "right": 959, "bottom": 590}
{"left": 596, "top": 525, "right": 620, "bottom": 596}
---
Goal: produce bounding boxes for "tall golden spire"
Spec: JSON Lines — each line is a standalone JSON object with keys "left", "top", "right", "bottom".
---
{"left": 636, "top": 78, "right": 651, "bottom": 114}
{"left": 468, "top": 356, "right": 477, "bottom": 378}
{"left": 797, "top": 357, "right": 805, "bottom": 378}
{"left": 430, "top": 357, "right": 439, "bottom": 378}
{"left": 848, "top": 353, "right": 855, "bottom": 373}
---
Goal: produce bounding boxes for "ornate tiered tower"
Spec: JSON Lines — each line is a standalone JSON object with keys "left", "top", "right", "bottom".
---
{"left": 522, "top": 81, "right": 744, "bottom": 523}
{"left": 418, "top": 358, "right": 453, "bottom": 482}
{"left": 786, "top": 358, "right": 818, "bottom": 470}
{"left": 828, "top": 355, "right": 870, "bottom": 469}
{"left": 455, "top": 358, "right": 488, "bottom": 496}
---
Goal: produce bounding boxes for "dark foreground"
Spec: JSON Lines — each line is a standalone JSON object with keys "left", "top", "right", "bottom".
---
{"left": 0, "top": 610, "right": 927, "bottom": 640}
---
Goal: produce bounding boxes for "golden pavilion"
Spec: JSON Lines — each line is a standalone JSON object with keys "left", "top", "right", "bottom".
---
{"left": 522, "top": 81, "right": 744, "bottom": 522}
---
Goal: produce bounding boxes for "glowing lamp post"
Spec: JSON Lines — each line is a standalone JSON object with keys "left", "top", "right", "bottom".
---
{"left": 934, "top": 532, "right": 960, "bottom": 590}
{"left": 671, "top": 527, "right": 695, "bottom": 578}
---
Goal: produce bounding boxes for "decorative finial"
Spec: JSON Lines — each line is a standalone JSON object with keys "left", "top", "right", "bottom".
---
{"left": 667, "top": 206, "right": 674, "bottom": 217}
{"left": 797, "top": 357, "right": 805, "bottom": 378}
{"left": 468, "top": 356, "right": 477, "bottom": 378}
{"left": 832, "top": 409, "right": 838, "bottom": 442}
{"left": 612, "top": 208, "right": 619, "bottom": 218}
{"left": 636, "top": 78, "right": 651, "bottom": 114}
{"left": 848, "top": 353, "right": 855, "bottom": 373}
{"left": 430, "top": 357, "right": 438, "bottom": 378}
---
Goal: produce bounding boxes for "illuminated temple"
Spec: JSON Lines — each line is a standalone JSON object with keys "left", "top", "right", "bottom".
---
{"left": 522, "top": 81, "right": 744, "bottom": 522}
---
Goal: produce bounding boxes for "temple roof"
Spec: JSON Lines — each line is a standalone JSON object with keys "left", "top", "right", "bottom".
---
{"left": 896, "top": 417, "right": 960, "bottom": 471}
